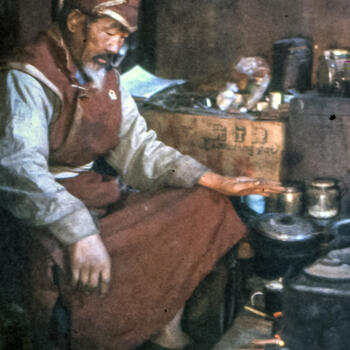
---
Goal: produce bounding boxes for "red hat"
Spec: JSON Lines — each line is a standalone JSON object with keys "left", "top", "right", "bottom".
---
{"left": 70, "top": 0, "right": 140, "bottom": 32}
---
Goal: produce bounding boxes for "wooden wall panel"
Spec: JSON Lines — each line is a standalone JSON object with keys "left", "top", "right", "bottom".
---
{"left": 143, "top": 109, "right": 286, "bottom": 181}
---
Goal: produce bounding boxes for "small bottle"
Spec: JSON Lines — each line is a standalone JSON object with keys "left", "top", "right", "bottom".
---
{"left": 306, "top": 179, "right": 340, "bottom": 219}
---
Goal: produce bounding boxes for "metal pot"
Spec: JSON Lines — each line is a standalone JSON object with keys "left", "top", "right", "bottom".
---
{"left": 250, "top": 213, "right": 322, "bottom": 278}
{"left": 250, "top": 277, "right": 284, "bottom": 314}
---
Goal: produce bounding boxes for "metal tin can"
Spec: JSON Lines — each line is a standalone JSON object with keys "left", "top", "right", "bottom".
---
{"left": 266, "top": 183, "right": 303, "bottom": 215}
{"left": 279, "top": 184, "right": 303, "bottom": 214}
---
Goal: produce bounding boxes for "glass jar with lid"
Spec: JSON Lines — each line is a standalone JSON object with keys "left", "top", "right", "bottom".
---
{"left": 306, "top": 179, "right": 340, "bottom": 219}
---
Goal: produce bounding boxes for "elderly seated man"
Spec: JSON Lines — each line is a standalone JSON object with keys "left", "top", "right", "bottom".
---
{"left": 0, "top": 0, "right": 283, "bottom": 349}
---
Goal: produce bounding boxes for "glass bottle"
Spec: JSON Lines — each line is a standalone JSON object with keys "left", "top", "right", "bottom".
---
{"left": 306, "top": 179, "right": 340, "bottom": 219}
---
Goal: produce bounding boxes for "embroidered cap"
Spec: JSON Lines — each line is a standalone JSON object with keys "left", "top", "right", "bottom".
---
{"left": 70, "top": 0, "right": 140, "bottom": 32}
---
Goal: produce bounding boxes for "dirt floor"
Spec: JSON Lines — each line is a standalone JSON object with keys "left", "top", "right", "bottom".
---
{"left": 212, "top": 271, "right": 285, "bottom": 350}
{"left": 212, "top": 307, "right": 274, "bottom": 350}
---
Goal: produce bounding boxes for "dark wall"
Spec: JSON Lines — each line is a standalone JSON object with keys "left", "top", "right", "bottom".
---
{"left": 2, "top": 0, "right": 350, "bottom": 85}
{"left": 152, "top": 0, "right": 307, "bottom": 82}
{"left": 0, "top": 0, "right": 20, "bottom": 57}
{"left": 143, "top": 0, "right": 350, "bottom": 84}
{"left": 0, "top": 0, "right": 53, "bottom": 57}
{"left": 18, "top": 0, "right": 53, "bottom": 44}
{"left": 305, "top": 0, "right": 350, "bottom": 83}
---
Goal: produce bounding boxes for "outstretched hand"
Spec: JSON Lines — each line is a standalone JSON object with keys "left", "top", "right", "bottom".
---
{"left": 67, "top": 234, "right": 111, "bottom": 296}
{"left": 198, "top": 172, "right": 285, "bottom": 197}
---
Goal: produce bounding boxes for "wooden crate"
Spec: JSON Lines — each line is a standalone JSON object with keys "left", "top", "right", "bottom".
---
{"left": 142, "top": 108, "right": 286, "bottom": 181}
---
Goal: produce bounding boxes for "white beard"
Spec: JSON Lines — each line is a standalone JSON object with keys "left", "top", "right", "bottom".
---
{"left": 82, "top": 66, "right": 107, "bottom": 91}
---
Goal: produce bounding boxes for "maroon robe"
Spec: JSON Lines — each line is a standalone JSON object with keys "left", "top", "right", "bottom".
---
{"left": 10, "top": 27, "right": 246, "bottom": 350}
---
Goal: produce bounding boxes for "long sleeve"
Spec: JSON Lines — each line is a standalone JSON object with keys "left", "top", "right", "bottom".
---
{"left": 105, "top": 84, "right": 209, "bottom": 190}
{"left": 0, "top": 70, "right": 99, "bottom": 245}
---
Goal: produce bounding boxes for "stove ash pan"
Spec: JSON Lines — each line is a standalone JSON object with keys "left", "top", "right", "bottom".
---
{"left": 282, "top": 248, "right": 350, "bottom": 350}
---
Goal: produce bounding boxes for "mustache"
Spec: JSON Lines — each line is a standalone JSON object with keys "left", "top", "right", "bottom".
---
{"left": 92, "top": 53, "right": 115, "bottom": 66}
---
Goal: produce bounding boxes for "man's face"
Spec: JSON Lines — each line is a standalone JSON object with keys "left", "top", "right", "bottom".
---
{"left": 69, "top": 13, "right": 129, "bottom": 71}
